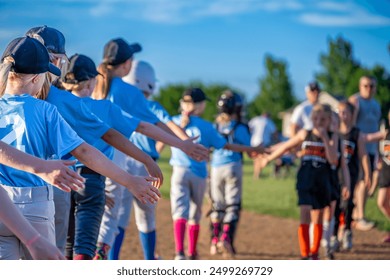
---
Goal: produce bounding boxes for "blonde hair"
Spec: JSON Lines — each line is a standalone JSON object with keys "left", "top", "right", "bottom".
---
{"left": 92, "top": 62, "right": 119, "bottom": 100}
{"left": 0, "top": 56, "right": 15, "bottom": 96}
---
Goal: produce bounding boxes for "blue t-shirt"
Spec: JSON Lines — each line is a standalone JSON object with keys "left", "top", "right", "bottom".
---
{"left": 107, "top": 78, "right": 159, "bottom": 124}
{"left": 82, "top": 97, "right": 140, "bottom": 161}
{"left": 130, "top": 100, "right": 171, "bottom": 159}
{"left": 0, "top": 94, "right": 84, "bottom": 187}
{"left": 211, "top": 121, "right": 251, "bottom": 167}
{"left": 46, "top": 86, "right": 110, "bottom": 145}
{"left": 169, "top": 115, "right": 227, "bottom": 178}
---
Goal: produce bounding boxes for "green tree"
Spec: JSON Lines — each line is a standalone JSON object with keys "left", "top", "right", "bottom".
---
{"left": 371, "top": 65, "right": 390, "bottom": 119}
{"left": 248, "top": 54, "right": 296, "bottom": 130}
{"left": 154, "top": 81, "right": 243, "bottom": 122}
{"left": 315, "top": 36, "right": 361, "bottom": 97}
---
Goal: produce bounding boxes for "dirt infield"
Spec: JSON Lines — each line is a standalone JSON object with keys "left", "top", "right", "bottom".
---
{"left": 120, "top": 198, "right": 390, "bottom": 260}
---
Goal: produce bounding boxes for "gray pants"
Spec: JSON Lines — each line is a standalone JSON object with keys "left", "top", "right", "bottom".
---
{"left": 170, "top": 166, "right": 207, "bottom": 223}
{"left": 0, "top": 185, "right": 55, "bottom": 260}
{"left": 209, "top": 162, "right": 242, "bottom": 223}
{"left": 54, "top": 186, "right": 70, "bottom": 254}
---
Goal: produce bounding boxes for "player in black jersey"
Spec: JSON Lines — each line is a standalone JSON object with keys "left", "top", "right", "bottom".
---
{"left": 332, "top": 101, "right": 371, "bottom": 252}
{"left": 260, "top": 104, "right": 338, "bottom": 259}
{"left": 363, "top": 109, "right": 390, "bottom": 243}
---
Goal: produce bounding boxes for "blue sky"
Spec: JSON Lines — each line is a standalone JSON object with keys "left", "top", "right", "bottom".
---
{"left": 0, "top": 0, "right": 389, "bottom": 101}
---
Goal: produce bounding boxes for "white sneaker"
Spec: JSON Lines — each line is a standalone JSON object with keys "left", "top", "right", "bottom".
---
{"left": 174, "top": 252, "right": 186, "bottom": 260}
{"left": 342, "top": 230, "right": 353, "bottom": 250}
{"left": 330, "top": 236, "right": 340, "bottom": 252}
{"left": 355, "top": 219, "right": 375, "bottom": 231}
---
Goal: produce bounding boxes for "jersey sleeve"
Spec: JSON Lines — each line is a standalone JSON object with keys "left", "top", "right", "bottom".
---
{"left": 149, "top": 101, "right": 172, "bottom": 124}
{"left": 45, "top": 105, "right": 85, "bottom": 159}
{"left": 74, "top": 101, "right": 110, "bottom": 145}
{"left": 110, "top": 104, "right": 141, "bottom": 138}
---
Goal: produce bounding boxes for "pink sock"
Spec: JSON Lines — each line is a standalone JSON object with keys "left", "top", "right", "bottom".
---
{"left": 221, "top": 224, "right": 231, "bottom": 242}
{"left": 212, "top": 222, "right": 221, "bottom": 244}
{"left": 174, "top": 218, "right": 187, "bottom": 253}
{"left": 188, "top": 224, "right": 200, "bottom": 256}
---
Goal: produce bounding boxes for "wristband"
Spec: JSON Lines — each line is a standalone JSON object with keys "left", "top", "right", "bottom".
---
{"left": 25, "top": 234, "right": 41, "bottom": 247}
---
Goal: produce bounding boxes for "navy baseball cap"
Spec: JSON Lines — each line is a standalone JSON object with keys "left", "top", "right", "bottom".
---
{"left": 182, "top": 88, "right": 210, "bottom": 103}
{"left": 62, "top": 54, "right": 99, "bottom": 84}
{"left": 1, "top": 37, "right": 61, "bottom": 76}
{"left": 25, "top": 25, "right": 66, "bottom": 54}
{"left": 307, "top": 81, "right": 321, "bottom": 92}
{"left": 103, "top": 38, "right": 142, "bottom": 66}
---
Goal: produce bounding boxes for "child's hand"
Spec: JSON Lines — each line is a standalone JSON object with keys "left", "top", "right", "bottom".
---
{"left": 341, "top": 185, "right": 350, "bottom": 201}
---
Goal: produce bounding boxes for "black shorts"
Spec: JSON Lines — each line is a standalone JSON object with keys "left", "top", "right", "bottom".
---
{"left": 358, "top": 154, "right": 377, "bottom": 181}
{"left": 378, "top": 164, "right": 390, "bottom": 188}
{"left": 296, "top": 162, "right": 332, "bottom": 209}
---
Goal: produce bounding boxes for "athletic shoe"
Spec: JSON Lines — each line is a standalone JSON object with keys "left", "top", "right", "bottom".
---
{"left": 309, "top": 253, "right": 319, "bottom": 260}
{"left": 187, "top": 254, "right": 199, "bottom": 260}
{"left": 93, "top": 243, "right": 110, "bottom": 260}
{"left": 210, "top": 243, "right": 218, "bottom": 255}
{"left": 330, "top": 236, "right": 340, "bottom": 253}
{"left": 342, "top": 229, "right": 353, "bottom": 250}
{"left": 320, "top": 238, "right": 328, "bottom": 248}
{"left": 174, "top": 252, "right": 186, "bottom": 260}
{"left": 219, "top": 240, "right": 235, "bottom": 259}
{"left": 354, "top": 219, "right": 375, "bottom": 231}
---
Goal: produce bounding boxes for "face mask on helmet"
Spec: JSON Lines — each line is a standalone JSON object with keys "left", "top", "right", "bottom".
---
{"left": 217, "top": 91, "right": 243, "bottom": 115}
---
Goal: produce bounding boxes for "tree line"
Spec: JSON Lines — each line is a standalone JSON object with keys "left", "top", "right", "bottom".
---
{"left": 154, "top": 36, "right": 390, "bottom": 130}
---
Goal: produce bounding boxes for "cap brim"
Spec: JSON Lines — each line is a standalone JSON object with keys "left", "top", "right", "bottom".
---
{"left": 48, "top": 63, "right": 61, "bottom": 76}
{"left": 129, "top": 43, "right": 142, "bottom": 54}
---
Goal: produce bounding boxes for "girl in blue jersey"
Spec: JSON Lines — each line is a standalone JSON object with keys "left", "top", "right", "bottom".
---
{"left": 0, "top": 37, "right": 160, "bottom": 260}
{"left": 209, "top": 90, "right": 255, "bottom": 259}
{"left": 92, "top": 39, "right": 209, "bottom": 260}
{"left": 61, "top": 54, "right": 208, "bottom": 260}
{"left": 260, "top": 104, "right": 338, "bottom": 260}
{"left": 169, "top": 88, "right": 262, "bottom": 260}
{"left": 25, "top": 27, "right": 165, "bottom": 256}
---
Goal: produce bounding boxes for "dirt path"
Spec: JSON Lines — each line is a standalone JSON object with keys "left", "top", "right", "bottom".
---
{"left": 120, "top": 198, "right": 390, "bottom": 260}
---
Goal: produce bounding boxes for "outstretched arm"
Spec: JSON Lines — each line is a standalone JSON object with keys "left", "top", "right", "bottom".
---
{"left": 0, "top": 141, "right": 84, "bottom": 192}
{"left": 71, "top": 142, "right": 161, "bottom": 203}
{"left": 136, "top": 121, "right": 209, "bottom": 161}
{"left": 102, "top": 128, "right": 163, "bottom": 188}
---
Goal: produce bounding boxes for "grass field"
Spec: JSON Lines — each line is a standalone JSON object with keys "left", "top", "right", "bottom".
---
{"left": 157, "top": 149, "right": 390, "bottom": 232}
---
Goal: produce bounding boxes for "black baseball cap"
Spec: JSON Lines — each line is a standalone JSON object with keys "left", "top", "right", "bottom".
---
{"left": 307, "top": 81, "right": 321, "bottom": 92}
{"left": 1, "top": 37, "right": 61, "bottom": 76}
{"left": 103, "top": 38, "right": 142, "bottom": 66}
{"left": 182, "top": 88, "right": 210, "bottom": 103}
{"left": 62, "top": 54, "right": 99, "bottom": 84}
{"left": 25, "top": 25, "right": 66, "bottom": 54}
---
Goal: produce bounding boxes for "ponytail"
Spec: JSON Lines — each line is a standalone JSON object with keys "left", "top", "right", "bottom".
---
{"left": 0, "top": 56, "right": 14, "bottom": 96}
{"left": 92, "top": 62, "right": 114, "bottom": 100}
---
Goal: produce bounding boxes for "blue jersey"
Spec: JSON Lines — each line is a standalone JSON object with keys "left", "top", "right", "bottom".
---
{"left": 169, "top": 115, "right": 226, "bottom": 178}
{"left": 82, "top": 97, "right": 140, "bottom": 161}
{"left": 107, "top": 78, "right": 159, "bottom": 124}
{"left": 46, "top": 86, "right": 110, "bottom": 145}
{"left": 130, "top": 100, "right": 171, "bottom": 159}
{"left": 211, "top": 121, "right": 251, "bottom": 167}
{"left": 0, "top": 94, "right": 84, "bottom": 187}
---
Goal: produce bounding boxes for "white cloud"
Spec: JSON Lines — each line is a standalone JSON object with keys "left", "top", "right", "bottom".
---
{"left": 299, "top": 10, "right": 390, "bottom": 27}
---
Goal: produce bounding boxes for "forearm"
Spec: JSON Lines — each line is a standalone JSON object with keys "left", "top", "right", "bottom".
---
{"left": 156, "top": 121, "right": 176, "bottom": 137}
{"left": 166, "top": 121, "right": 189, "bottom": 140}
{"left": 137, "top": 122, "right": 185, "bottom": 150}
{"left": 224, "top": 143, "right": 255, "bottom": 153}
{"left": 102, "top": 128, "right": 154, "bottom": 165}
{"left": 71, "top": 143, "right": 135, "bottom": 187}
{"left": 323, "top": 135, "right": 338, "bottom": 164}
{"left": 0, "top": 141, "right": 45, "bottom": 175}
{"left": 361, "top": 154, "right": 372, "bottom": 179}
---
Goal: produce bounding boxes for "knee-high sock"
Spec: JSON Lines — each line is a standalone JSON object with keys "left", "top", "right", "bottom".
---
{"left": 211, "top": 222, "right": 221, "bottom": 244}
{"left": 139, "top": 230, "right": 156, "bottom": 260}
{"left": 188, "top": 224, "right": 200, "bottom": 256}
{"left": 174, "top": 218, "right": 187, "bottom": 254}
{"left": 310, "top": 224, "right": 323, "bottom": 255}
{"left": 108, "top": 227, "right": 125, "bottom": 260}
{"left": 298, "top": 224, "right": 310, "bottom": 258}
